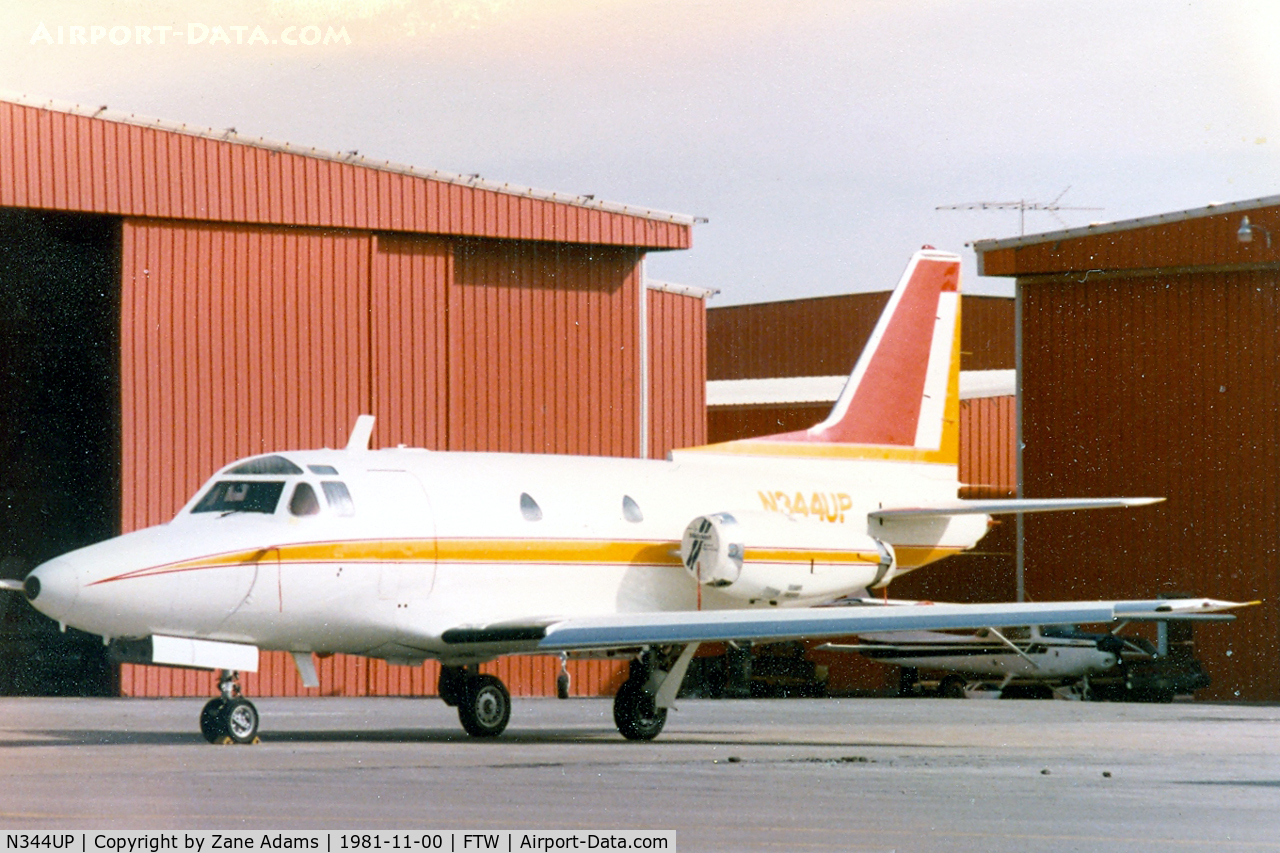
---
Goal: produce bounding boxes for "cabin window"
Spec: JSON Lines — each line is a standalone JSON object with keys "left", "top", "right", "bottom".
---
{"left": 622, "top": 495, "right": 643, "bottom": 523}
{"left": 193, "top": 481, "right": 285, "bottom": 514}
{"left": 308, "top": 464, "right": 339, "bottom": 475}
{"left": 322, "top": 481, "right": 356, "bottom": 516}
{"left": 289, "top": 482, "right": 322, "bottom": 516}
{"left": 226, "top": 455, "right": 304, "bottom": 475}
{"left": 520, "top": 492, "right": 543, "bottom": 521}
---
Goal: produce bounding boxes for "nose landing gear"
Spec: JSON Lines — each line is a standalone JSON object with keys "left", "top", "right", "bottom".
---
{"left": 200, "top": 670, "right": 260, "bottom": 744}
{"left": 439, "top": 665, "right": 512, "bottom": 737}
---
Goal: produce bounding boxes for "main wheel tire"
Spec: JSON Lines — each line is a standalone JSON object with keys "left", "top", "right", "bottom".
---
{"left": 218, "top": 698, "right": 260, "bottom": 744}
{"left": 458, "top": 674, "right": 511, "bottom": 737}
{"left": 613, "top": 678, "right": 667, "bottom": 741}
{"left": 939, "top": 675, "right": 967, "bottom": 699}
{"left": 200, "top": 698, "right": 227, "bottom": 743}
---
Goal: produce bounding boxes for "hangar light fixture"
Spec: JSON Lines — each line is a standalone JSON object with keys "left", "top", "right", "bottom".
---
{"left": 1237, "top": 215, "right": 1272, "bottom": 248}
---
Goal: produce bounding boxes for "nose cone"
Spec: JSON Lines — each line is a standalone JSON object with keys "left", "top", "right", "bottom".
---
{"left": 25, "top": 556, "right": 81, "bottom": 623}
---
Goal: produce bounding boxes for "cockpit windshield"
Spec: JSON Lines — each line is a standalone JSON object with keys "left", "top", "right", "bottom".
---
{"left": 226, "top": 455, "right": 304, "bottom": 475}
{"left": 193, "top": 481, "right": 286, "bottom": 514}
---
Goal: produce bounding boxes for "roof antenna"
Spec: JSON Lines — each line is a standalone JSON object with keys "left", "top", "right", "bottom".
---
{"left": 346, "top": 415, "right": 375, "bottom": 451}
{"left": 937, "top": 186, "right": 1102, "bottom": 235}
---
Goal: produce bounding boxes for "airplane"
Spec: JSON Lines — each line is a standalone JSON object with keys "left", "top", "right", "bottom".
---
{"left": 820, "top": 623, "right": 1152, "bottom": 700}
{"left": 6, "top": 248, "right": 1250, "bottom": 744}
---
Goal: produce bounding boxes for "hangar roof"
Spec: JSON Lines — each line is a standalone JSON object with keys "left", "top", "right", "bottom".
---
{"left": 974, "top": 194, "right": 1280, "bottom": 278}
{"left": 0, "top": 92, "right": 694, "bottom": 250}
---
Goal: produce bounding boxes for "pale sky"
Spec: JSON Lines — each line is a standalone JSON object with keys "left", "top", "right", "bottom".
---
{"left": 2, "top": 0, "right": 1278, "bottom": 303}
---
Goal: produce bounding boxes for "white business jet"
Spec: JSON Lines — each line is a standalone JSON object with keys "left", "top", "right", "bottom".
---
{"left": 12, "top": 249, "right": 1247, "bottom": 743}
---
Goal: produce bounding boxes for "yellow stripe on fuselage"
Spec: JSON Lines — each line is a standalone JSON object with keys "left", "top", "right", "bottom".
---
{"left": 93, "top": 537, "right": 967, "bottom": 584}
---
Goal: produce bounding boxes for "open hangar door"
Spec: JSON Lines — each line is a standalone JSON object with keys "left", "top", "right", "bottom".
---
{"left": 0, "top": 207, "right": 119, "bottom": 696}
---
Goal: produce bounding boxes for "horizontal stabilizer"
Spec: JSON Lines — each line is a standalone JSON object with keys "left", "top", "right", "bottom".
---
{"left": 870, "top": 497, "right": 1163, "bottom": 520}
{"left": 530, "top": 597, "right": 1249, "bottom": 652}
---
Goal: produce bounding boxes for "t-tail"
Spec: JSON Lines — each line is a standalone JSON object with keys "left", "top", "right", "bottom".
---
{"left": 679, "top": 248, "right": 962, "bottom": 464}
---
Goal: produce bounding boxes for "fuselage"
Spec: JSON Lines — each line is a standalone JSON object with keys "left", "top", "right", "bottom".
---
{"left": 27, "top": 445, "right": 990, "bottom": 665}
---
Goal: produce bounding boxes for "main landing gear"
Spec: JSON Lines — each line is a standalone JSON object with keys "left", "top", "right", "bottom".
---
{"left": 439, "top": 665, "right": 512, "bottom": 737}
{"left": 438, "top": 645, "right": 697, "bottom": 741}
{"left": 613, "top": 656, "right": 667, "bottom": 741}
{"left": 612, "top": 645, "right": 700, "bottom": 741}
{"left": 200, "top": 670, "right": 260, "bottom": 744}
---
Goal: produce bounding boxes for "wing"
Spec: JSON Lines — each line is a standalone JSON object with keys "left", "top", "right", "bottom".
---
{"left": 870, "top": 497, "right": 1163, "bottom": 520}
{"left": 437, "top": 598, "right": 1251, "bottom": 655}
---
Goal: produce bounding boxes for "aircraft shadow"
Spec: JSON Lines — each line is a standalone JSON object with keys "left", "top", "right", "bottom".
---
{"left": 1, "top": 727, "right": 937, "bottom": 749}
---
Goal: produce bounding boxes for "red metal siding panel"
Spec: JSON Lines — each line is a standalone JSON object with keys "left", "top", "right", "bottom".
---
{"left": 707, "top": 404, "right": 831, "bottom": 443}
{"left": 648, "top": 288, "right": 707, "bottom": 458}
{"left": 448, "top": 240, "right": 643, "bottom": 456}
{"left": 0, "top": 103, "right": 14, "bottom": 206}
{"left": 370, "top": 234, "right": 450, "bottom": 449}
{"left": 1021, "top": 270, "right": 1280, "bottom": 700}
{"left": 708, "top": 292, "right": 890, "bottom": 380}
{"left": 959, "top": 296, "right": 1015, "bottom": 370}
{"left": 120, "top": 219, "right": 371, "bottom": 530}
{"left": 983, "top": 207, "right": 1280, "bottom": 276}
{"left": 0, "top": 100, "right": 690, "bottom": 249}
{"left": 957, "top": 396, "right": 1016, "bottom": 498}
{"left": 708, "top": 293, "right": 1012, "bottom": 379}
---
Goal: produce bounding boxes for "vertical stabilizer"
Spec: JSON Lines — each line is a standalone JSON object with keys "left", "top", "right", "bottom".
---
{"left": 679, "top": 250, "right": 961, "bottom": 463}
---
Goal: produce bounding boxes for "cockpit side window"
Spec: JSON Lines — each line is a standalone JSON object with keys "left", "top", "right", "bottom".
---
{"left": 193, "top": 481, "right": 286, "bottom": 514}
{"left": 289, "top": 482, "right": 322, "bottom": 516}
{"left": 322, "top": 481, "right": 356, "bottom": 517}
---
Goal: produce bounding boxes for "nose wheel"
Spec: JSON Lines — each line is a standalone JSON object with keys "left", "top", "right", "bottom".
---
{"left": 441, "top": 666, "right": 512, "bottom": 737}
{"left": 200, "top": 670, "right": 260, "bottom": 744}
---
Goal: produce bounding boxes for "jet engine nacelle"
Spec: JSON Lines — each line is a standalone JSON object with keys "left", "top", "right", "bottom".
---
{"left": 679, "top": 511, "right": 896, "bottom": 604}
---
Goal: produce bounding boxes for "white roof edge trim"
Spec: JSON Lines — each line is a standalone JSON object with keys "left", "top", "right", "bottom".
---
{"left": 706, "top": 370, "right": 1014, "bottom": 407}
{"left": 959, "top": 369, "right": 1016, "bottom": 399}
{"left": 972, "top": 195, "right": 1280, "bottom": 255}
{"left": 0, "top": 91, "right": 698, "bottom": 227}
{"left": 646, "top": 279, "right": 719, "bottom": 299}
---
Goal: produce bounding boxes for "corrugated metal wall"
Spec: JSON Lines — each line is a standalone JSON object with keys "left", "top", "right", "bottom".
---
{"left": 1021, "top": 271, "right": 1280, "bottom": 700}
{"left": 959, "top": 296, "right": 1016, "bottom": 371}
{"left": 0, "top": 99, "right": 689, "bottom": 250}
{"left": 980, "top": 208, "right": 1279, "bottom": 277}
{"left": 648, "top": 287, "right": 707, "bottom": 458}
{"left": 450, "top": 240, "right": 641, "bottom": 456}
{"left": 370, "top": 234, "right": 450, "bottom": 450}
{"left": 708, "top": 293, "right": 1013, "bottom": 381}
{"left": 707, "top": 404, "right": 831, "bottom": 444}
{"left": 120, "top": 653, "right": 629, "bottom": 699}
{"left": 119, "top": 219, "right": 371, "bottom": 531}
{"left": 708, "top": 292, "right": 890, "bottom": 380}
{"left": 957, "top": 396, "right": 1016, "bottom": 499}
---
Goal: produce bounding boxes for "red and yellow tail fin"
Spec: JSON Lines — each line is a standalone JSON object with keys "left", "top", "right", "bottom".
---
{"left": 680, "top": 249, "right": 962, "bottom": 464}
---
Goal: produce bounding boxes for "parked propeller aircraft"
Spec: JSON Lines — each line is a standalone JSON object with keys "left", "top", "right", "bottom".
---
{"left": 822, "top": 623, "right": 1154, "bottom": 700}
{"left": 11, "top": 249, "right": 1249, "bottom": 743}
